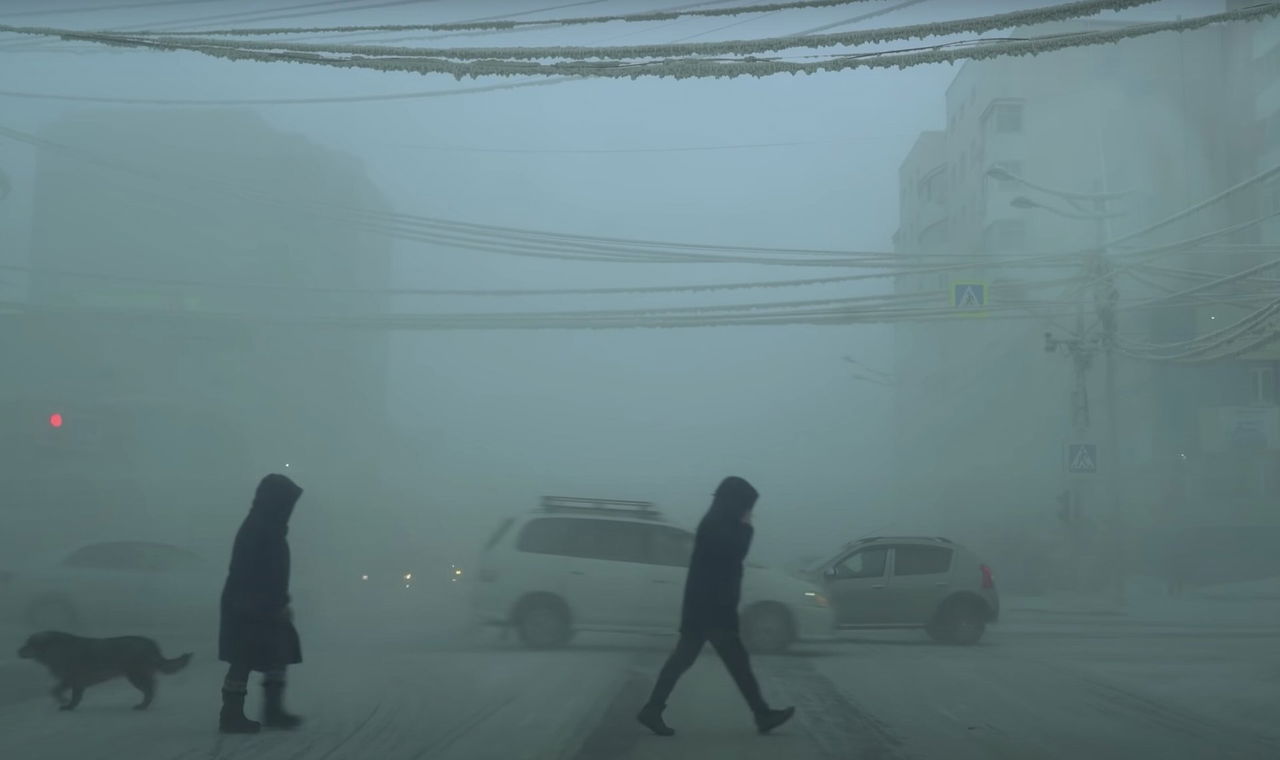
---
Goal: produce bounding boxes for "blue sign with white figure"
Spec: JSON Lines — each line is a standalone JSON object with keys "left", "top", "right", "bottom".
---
{"left": 952, "top": 282, "right": 986, "bottom": 309}
{"left": 1067, "top": 443, "right": 1098, "bottom": 474}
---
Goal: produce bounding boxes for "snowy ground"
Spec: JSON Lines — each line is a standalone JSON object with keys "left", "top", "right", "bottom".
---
{"left": 2, "top": 595, "right": 1278, "bottom": 760}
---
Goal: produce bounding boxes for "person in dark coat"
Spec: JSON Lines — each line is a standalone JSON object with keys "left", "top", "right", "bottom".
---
{"left": 218, "top": 473, "right": 305, "bottom": 734}
{"left": 637, "top": 476, "right": 794, "bottom": 736}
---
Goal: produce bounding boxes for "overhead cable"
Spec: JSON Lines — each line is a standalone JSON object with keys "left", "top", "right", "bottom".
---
{"left": 62, "top": 0, "right": 1164, "bottom": 62}
{"left": 116, "top": 0, "right": 903, "bottom": 36}
{"left": 9, "top": 4, "right": 1269, "bottom": 81}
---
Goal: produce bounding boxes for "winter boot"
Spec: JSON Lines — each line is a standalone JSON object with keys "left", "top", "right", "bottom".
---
{"left": 262, "top": 682, "right": 303, "bottom": 730}
{"left": 636, "top": 703, "right": 675, "bottom": 736}
{"left": 219, "top": 689, "right": 262, "bottom": 734}
{"left": 755, "top": 706, "right": 795, "bottom": 735}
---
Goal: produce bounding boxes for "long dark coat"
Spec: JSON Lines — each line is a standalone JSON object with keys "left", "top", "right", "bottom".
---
{"left": 218, "top": 474, "right": 303, "bottom": 671}
{"left": 679, "top": 476, "right": 759, "bottom": 634}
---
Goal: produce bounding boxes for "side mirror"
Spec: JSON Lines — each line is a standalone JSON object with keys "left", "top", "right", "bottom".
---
{"left": 823, "top": 566, "right": 839, "bottom": 580}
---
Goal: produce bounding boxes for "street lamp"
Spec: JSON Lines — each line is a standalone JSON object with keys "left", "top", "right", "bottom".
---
{"left": 986, "top": 165, "right": 1134, "bottom": 202}
{"left": 1009, "top": 195, "right": 1124, "bottom": 220}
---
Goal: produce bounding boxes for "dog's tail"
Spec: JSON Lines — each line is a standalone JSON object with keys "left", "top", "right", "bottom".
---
{"left": 158, "top": 652, "right": 193, "bottom": 675}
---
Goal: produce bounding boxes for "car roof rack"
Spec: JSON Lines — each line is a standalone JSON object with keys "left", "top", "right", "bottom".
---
{"left": 848, "top": 536, "right": 953, "bottom": 547}
{"left": 538, "top": 496, "right": 662, "bottom": 520}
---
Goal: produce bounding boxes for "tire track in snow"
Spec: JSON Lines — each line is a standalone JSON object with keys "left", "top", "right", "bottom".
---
{"left": 760, "top": 656, "right": 907, "bottom": 760}
{"left": 410, "top": 693, "right": 519, "bottom": 759}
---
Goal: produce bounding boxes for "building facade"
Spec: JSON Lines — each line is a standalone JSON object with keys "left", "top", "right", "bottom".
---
{"left": 892, "top": 19, "right": 1278, "bottom": 584}
{"left": 1, "top": 109, "right": 393, "bottom": 556}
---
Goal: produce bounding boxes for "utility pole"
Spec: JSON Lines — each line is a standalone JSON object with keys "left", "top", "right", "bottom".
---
{"left": 1046, "top": 322, "right": 1094, "bottom": 592}
{"left": 1091, "top": 181, "right": 1123, "bottom": 601}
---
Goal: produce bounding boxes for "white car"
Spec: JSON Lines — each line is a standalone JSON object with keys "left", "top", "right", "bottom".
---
{"left": 472, "top": 497, "right": 835, "bottom": 652}
{"left": 3, "top": 541, "right": 222, "bottom": 636}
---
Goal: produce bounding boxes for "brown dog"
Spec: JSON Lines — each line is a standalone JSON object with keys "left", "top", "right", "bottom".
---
{"left": 18, "top": 631, "right": 193, "bottom": 711}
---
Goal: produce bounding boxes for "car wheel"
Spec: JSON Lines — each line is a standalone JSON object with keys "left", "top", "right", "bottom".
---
{"left": 516, "top": 599, "right": 572, "bottom": 649}
{"left": 742, "top": 604, "right": 794, "bottom": 654}
{"left": 26, "top": 596, "right": 80, "bottom": 631}
{"left": 929, "top": 599, "right": 986, "bottom": 645}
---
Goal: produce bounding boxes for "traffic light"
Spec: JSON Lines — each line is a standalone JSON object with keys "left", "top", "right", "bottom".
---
{"left": 49, "top": 412, "right": 63, "bottom": 429}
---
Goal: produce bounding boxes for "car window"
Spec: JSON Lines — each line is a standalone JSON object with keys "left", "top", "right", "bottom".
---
{"left": 484, "top": 518, "right": 515, "bottom": 550}
{"left": 136, "top": 544, "right": 203, "bottom": 572}
{"left": 573, "top": 520, "right": 649, "bottom": 564}
{"left": 62, "top": 542, "right": 146, "bottom": 571}
{"left": 892, "top": 545, "right": 953, "bottom": 577}
{"left": 648, "top": 525, "right": 694, "bottom": 568}
{"left": 516, "top": 518, "right": 576, "bottom": 556}
{"left": 833, "top": 546, "right": 888, "bottom": 579}
{"left": 515, "top": 518, "right": 649, "bottom": 563}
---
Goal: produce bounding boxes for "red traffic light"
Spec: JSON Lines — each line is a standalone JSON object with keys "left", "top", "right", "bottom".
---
{"left": 49, "top": 413, "right": 63, "bottom": 429}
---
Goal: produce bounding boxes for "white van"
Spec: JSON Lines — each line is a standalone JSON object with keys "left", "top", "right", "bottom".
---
{"left": 472, "top": 497, "right": 835, "bottom": 653}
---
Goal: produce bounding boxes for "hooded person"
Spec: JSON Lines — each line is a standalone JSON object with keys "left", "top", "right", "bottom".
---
{"left": 218, "top": 473, "right": 305, "bottom": 734}
{"left": 637, "top": 476, "right": 794, "bottom": 737}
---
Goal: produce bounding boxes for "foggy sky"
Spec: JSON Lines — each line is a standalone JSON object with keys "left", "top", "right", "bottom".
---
{"left": 0, "top": 0, "right": 1225, "bottom": 562}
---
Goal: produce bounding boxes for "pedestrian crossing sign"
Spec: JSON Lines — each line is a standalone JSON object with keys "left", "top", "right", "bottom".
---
{"left": 951, "top": 282, "right": 987, "bottom": 310}
{"left": 1067, "top": 443, "right": 1098, "bottom": 474}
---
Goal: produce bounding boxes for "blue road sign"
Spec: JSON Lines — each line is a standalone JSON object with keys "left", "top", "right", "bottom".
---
{"left": 1067, "top": 443, "right": 1098, "bottom": 474}
{"left": 952, "top": 282, "right": 986, "bottom": 309}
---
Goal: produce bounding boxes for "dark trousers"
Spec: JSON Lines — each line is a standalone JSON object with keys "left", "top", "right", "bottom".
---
{"left": 224, "top": 663, "right": 287, "bottom": 692}
{"left": 645, "top": 630, "right": 768, "bottom": 715}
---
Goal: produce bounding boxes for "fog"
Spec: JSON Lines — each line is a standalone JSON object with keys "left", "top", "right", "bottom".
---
{"left": 2, "top": 1, "right": 1278, "bottom": 758}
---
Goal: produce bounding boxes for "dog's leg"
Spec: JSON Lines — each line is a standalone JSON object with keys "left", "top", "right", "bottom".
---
{"left": 127, "top": 671, "right": 156, "bottom": 710}
{"left": 60, "top": 684, "right": 84, "bottom": 711}
{"left": 50, "top": 682, "right": 69, "bottom": 706}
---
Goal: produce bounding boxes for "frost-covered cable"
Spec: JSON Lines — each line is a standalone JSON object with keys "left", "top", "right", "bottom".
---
{"left": 794, "top": 0, "right": 934, "bottom": 36}
{"left": 58, "top": 0, "right": 1163, "bottom": 62}
{"left": 15, "top": 3, "right": 1269, "bottom": 81}
{"left": 1105, "top": 162, "right": 1280, "bottom": 249}
{"left": 114, "top": 0, "right": 899, "bottom": 37}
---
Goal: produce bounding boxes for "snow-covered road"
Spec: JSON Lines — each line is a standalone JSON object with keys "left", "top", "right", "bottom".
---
{"left": 3, "top": 609, "right": 1278, "bottom": 760}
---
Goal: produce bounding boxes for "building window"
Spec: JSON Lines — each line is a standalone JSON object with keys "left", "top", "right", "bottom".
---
{"left": 986, "top": 101, "right": 1024, "bottom": 134}
{"left": 983, "top": 219, "right": 1027, "bottom": 253}
{"left": 1266, "top": 113, "right": 1280, "bottom": 153}
{"left": 1253, "top": 366, "right": 1277, "bottom": 405}
{"left": 1255, "top": 43, "right": 1280, "bottom": 85}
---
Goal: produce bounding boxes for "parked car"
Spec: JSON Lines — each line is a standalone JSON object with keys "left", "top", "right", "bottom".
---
{"left": 473, "top": 497, "right": 835, "bottom": 653}
{"left": 3, "top": 540, "right": 222, "bottom": 635}
{"left": 803, "top": 536, "right": 999, "bottom": 645}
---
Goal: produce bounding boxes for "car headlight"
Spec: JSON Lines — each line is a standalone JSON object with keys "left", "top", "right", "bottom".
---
{"left": 803, "top": 591, "right": 828, "bottom": 608}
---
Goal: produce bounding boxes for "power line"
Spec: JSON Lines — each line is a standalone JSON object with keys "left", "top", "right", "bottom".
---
{"left": 82, "top": 0, "right": 1163, "bottom": 62}
{"left": 0, "top": 0, "right": 227, "bottom": 20}
{"left": 792, "top": 0, "right": 931, "bottom": 36}
{"left": 121, "top": 0, "right": 891, "bottom": 36}
{"left": 0, "top": 77, "right": 581, "bottom": 106}
{"left": 11, "top": 4, "right": 1268, "bottom": 81}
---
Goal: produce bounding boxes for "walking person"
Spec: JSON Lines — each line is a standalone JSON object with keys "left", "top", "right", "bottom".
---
{"left": 218, "top": 473, "right": 305, "bottom": 734}
{"left": 637, "top": 476, "right": 795, "bottom": 736}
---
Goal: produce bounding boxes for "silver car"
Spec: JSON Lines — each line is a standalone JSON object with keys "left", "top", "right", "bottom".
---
{"left": 807, "top": 536, "right": 999, "bottom": 645}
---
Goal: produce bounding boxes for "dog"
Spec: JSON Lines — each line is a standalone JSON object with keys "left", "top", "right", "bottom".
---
{"left": 18, "top": 631, "right": 193, "bottom": 711}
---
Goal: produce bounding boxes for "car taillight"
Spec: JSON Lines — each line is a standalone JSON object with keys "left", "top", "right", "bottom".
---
{"left": 980, "top": 564, "right": 995, "bottom": 589}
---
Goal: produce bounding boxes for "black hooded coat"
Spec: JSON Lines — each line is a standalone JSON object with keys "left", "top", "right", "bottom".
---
{"left": 679, "top": 476, "right": 759, "bottom": 634}
{"left": 218, "top": 474, "right": 303, "bottom": 670}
